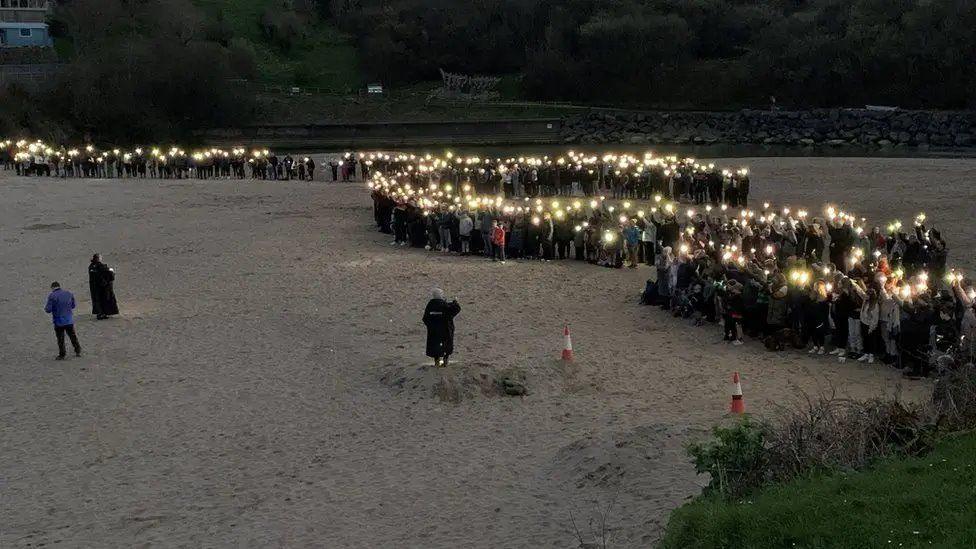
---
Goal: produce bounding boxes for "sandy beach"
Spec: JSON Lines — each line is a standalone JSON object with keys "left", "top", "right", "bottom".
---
{"left": 1, "top": 156, "right": 971, "bottom": 547}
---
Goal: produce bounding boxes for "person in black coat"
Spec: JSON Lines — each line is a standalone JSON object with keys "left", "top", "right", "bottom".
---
{"left": 422, "top": 288, "right": 461, "bottom": 367}
{"left": 88, "top": 254, "right": 119, "bottom": 319}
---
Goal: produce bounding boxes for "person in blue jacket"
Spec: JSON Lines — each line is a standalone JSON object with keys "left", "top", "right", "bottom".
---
{"left": 44, "top": 281, "right": 82, "bottom": 360}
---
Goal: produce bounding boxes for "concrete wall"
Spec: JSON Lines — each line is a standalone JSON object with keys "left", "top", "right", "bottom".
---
{"left": 0, "top": 62, "right": 60, "bottom": 88}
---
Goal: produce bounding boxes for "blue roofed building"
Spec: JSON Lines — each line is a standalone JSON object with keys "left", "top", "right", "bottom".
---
{"left": 1, "top": 0, "right": 53, "bottom": 47}
{"left": 0, "top": 22, "right": 52, "bottom": 47}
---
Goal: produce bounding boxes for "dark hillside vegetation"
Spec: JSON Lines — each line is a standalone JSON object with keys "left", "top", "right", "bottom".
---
{"left": 326, "top": 0, "right": 976, "bottom": 109}
{"left": 3, "top": 0, "right": 974, "bottom": 140}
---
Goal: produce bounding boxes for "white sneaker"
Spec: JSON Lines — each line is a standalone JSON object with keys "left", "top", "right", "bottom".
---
{"left": 857, "top": 354, "right": 869, "bottom": 362}
{"left": 817, "top": 347, "right": 826, "bottom": 355}
{"left": 808, "top": 347, "right": 817, "bottom": 354}
{"left": 838, "top": 356, "right": 847, "bottom": 363}
{"left": 867, "top": 354, "right": 875, "bottom": 364}
{"left": 732, "top": 340, "right": 743, "bottom": 346}
{"left": 829, "top": 348, "right": 843, "bottom": 356}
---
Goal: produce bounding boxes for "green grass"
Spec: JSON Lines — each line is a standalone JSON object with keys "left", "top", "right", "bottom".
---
{"left": 660, "top": 432, "right": 976, "bottom": 549}
{"left": 193, "top": 0, "right": 360, "bottom": 92}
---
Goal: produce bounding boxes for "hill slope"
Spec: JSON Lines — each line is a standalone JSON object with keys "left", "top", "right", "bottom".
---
{"left": 193, "top": 0, "right": 360, "bottom": 92}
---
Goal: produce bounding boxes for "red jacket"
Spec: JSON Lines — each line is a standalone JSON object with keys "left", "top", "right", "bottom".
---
{"left": 491, "top": 226, "right": 506, "bottom": 246}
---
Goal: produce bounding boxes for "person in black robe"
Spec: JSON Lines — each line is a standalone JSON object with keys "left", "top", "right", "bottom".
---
{"left": 88, "top": 254, "right": 120, "bottom": 319}
{"left": 422, "top": 288, "right": 461, "bottom": 367}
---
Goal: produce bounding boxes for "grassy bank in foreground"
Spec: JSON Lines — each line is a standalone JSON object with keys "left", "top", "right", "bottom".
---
{"left": 660, "top": 432, "right": 976, "bottom": 549}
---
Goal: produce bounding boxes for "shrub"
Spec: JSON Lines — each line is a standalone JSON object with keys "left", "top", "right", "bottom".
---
{"left": 205, "top": 15, "right": 235, "bottom": 47}
{"left": 293, "top": 61, "right": 318, "bottom": 86}
{"left": 764, "top": 392, "right": 936, "bottom": 484}
{"left": 688, "top": 388, "right": 949, "bottom": 500}
{"left": 932, "top": 362, "right": 976, "bottom": 431}
{"left": 687, "top": 417, "right": 768, "bottom": 499}
{"left": 227, "top": 38, "right": 259, "bottom": 80}
{"left": 260, "top": 7, "right": 308, "bottom": 51}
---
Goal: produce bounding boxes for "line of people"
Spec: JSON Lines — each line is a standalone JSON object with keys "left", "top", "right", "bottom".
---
{"left": 363, "top": 151, "right": 750, "bottom": 205}
{"left": 0, "top": 140, "right": 333, "bottom": 181}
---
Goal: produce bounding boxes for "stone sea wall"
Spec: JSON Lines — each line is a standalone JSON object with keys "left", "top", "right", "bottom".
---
{"left": 562, "top": 108, "right": 976, "bottom": 148}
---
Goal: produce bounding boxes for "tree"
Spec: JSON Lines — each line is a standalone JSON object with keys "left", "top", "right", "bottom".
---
{"left": 36, "top": 0, "right": 257, "bottom": 141}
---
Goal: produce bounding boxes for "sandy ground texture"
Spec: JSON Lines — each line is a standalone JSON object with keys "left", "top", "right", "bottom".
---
{"left": 1, "top": 156, "right": 972, "bottom": 548}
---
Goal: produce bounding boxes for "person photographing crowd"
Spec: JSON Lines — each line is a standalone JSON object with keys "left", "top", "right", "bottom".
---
{"left": 44, "top": 282, "right": 82, "bottom": 360}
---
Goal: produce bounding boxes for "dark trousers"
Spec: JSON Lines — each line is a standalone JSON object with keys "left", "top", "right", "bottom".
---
{"left": 554, "top": 239, "right": 570, "bottom": 260}
{"left": 55, "top": 324, "right": 81, "bottom": 357}
{"left": 832, "top": 316, "right": 848, "bottom": 349}
{"left": 542, "top": 240, "right": 554, "bottom": 260}
{"left": 811, "top": 325, "right": 827, "bottom": 347}
{"left": 493, "top": 244, "right": 506, "bottom": 261}
{"left": 724, "top": 315, "right": 740, "bottom": 340}
{"left": 640, "top": 241, "right": 656, "bottom": 265}
{"left": 393, "top": 221, "right": 407, "bottom": 243}
{"left": 861, "top": 324, "right": 881, "bottom": 355}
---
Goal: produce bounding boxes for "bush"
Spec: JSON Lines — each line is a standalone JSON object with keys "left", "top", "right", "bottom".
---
{"left": 669, "top": 350, "right": 976, "bottom": 544}
{"left": 326, "top": 0, "right": 976, "bottom": 109}
{"left": 292, "top": 61, "right": 318, "bottom": 86}
{"left": 764, "top": 393, "right": 936, "bottom": 484}
{"left": 688, "top": 417, "right": 768, "bottom": 499}
{"left": 0, "top": 85, "right": 68, "bottom": 141}
{"left": 227, "top": 38, "right": 259, "bottom": 80}
{"left": 932, "top": 362, "right": 976, "bottom": 431}
{"left": 688, "top": 390, "right": 943, "bottom": 500}
{"left": 23, "top": 0, "right": 257, "bottom": 141}
{"left": 260, "top": 7, "right": 308, "bottom": 51}
{"left": 205, "top": 15, "right": 235, "bottom": 46}
{"left": 521, "top": 48, "right": 587, "bottom": 101}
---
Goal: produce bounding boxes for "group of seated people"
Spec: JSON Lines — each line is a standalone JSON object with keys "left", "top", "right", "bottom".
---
{"left": 369, "top": 156, "right": 972, "bottom": 379}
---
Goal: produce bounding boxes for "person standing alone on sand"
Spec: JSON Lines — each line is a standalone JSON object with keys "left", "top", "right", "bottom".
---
{"left": 89, "top": 254, "right": 120, "bottom": 320}
{"left": 44, "top": 282, "right": 82, "bottom": 360}
{"left": 422, "top": 288, "right": 461, "bottom": 367}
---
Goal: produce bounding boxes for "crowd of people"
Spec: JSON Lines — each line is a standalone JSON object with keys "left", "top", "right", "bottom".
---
{"left": 0, "top": 140, "right": 374, "bottom": 182}
{"left": 368, "top": 151, "right": 975, "bottom": 378}
{"left": 365, "top": 150, "right": 751, "bottom": 203}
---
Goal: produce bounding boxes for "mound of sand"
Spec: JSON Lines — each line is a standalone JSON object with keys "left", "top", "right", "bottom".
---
{"left": 380, "top": 361, "right": 529, "bottom": 402}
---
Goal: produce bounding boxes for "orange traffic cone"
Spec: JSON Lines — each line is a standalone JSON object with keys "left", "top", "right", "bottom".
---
{"left": 730, "top": 371, "right": 745, "bottom": 414}
{"left": 561, "top": 325, "right": 574, "bottom": 361}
